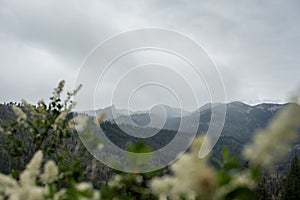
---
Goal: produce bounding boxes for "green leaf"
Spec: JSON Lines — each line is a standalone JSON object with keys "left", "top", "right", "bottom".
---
{"left": 211, "top": 156, "right": 222, "bottom": 168}
{"left": 225, "top": 187, "right": 256, "bottom": 200}
{"left": 223, "top": 147, "right": 229, "bottom": 159}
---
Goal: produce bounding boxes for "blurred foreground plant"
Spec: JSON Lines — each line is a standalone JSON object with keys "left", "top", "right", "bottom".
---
{"left": 1, "top": 81, "right": 300, "bottom": 200}
{"left": 0, "top": 150, "right": 100, "bottom": 200}
{"left": 150, "top": 102, "right": 300, "bottom": 200}
{"left": 2, "top": 81, "right": 81, "bottom": 166}
{"left": 0, "top": 81, "right": 92, "bottom": 189}
{"left": 243, "top": 103, "right": 300, "bottom": 168}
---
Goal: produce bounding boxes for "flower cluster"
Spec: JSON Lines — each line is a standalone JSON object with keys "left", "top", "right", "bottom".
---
{"left": 12, "top": 105, "right": 27, "bottom": 124}
{"left": 108, "top": 175, "right": 123, "bottom": 189}
{"left": 150, "top": 102, "right": 300, "bottom": 200}
{"left": 41, "top": 160, "right": 59, "bottom": 184}
{"left": 215, "top": 172, "right": 256, "bottom": 199}
{"left": 2, "top": 80, "right": 300, "bottom": 199}
{"left": 151, "top": 137, "right": 217, "bottom": 200}
{"left": 0, "top": 151, "right": 100, "bottom": 200}
{"left": 70, "top": 113, "right": 104, "bottom": 151}
{"left": 0, "top": 151, "right": 47, "bottom": 200}
{"left": 243, "top": 103, "right": 300, "bottom": 168}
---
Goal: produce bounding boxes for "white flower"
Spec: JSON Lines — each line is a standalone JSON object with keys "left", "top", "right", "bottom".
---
{"left": 53, "top": 189, "right": 66, "bottom": 200}
{"left": 20, "top": 150, "right": 43, "bottom": 186}
{"left": 108, "top": 175, "right": 123, "bottom": 188}
{"left": 150, "top": 137, "right": 216, "bottom": 199}
{"left": 54, "top": 184, "right": 101, "bottom": 200}
{"left": 0, "top": 150, "right": 102, "bottom": 200}
{"left": 0, "top": 151, "right": 46, "bottom": 199}
{"left": 76, "top": 182, "right": 93, "bottom": 191}
{"left": 41, "top": 160, "right": 58, "bottom": 184}
{"left": 73, "top": 115, "right": 89, "bottom": 133}
{"left": 6, "top": 131, "right": 12, "bottom": 136}
{"left": 55, "top": 111, "right": 68, "bottom": 124}
{"left": 12, "top": 106, "right": 27, "bottom": 122}
{"left": 216, "top": 172, "right": 256, "bottom": 199}
{"left": 19, "top": 171, "right": 35, "bottom": 187}
{"left": 10, "top": 186, "right": 47, "bottom": 200}
{"left": 92, "top": 190, "right": 101, "bottom": 200}
{"left": 243, "top": 103, "right": 300, "bottom": 168}
{"left": 150, "top": 176, "right": 175, "bottom": 196}
{"left": 96, "top": 113, "right": 105, "bottom": 123}
{"left": 135, "top": 175, "right": 143, "bottom": 184}
{"left": 97, "top": 143, "right": 104, "bottom": 151}
{"left": 0, "top": 174, "right": 18, "bottom": 192}
{"left": 76, "top": 182, "right": 101, "bottom": 200}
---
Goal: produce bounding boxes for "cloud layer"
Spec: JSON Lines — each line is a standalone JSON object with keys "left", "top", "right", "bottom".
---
{"left": 1, "top": 0, "right": 299, "bottom": 110}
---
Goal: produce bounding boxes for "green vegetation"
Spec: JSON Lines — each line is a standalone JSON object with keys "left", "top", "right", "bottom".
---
{"left": 0, "top": 81, "right": 300, "bottom": 199}
{"left": 281, "top": 155, "right": 300, "bottom": 200}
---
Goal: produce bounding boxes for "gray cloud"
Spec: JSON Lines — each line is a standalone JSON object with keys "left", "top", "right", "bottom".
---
{"left": 0, "top": 0, "right": 299, "bottom": 110}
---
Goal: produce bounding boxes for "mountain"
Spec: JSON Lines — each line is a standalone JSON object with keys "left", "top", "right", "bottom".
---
{"left": 0, "top": 102, "right": 291, "bottom": 148}
{"left": 82, "top": 104, "right": 190, "bottom": 128}
{"left": 81, "top": 105, "right": 130, "bottom": 120}
{"left": 81, "top": 101, "right": 289, "bottom": 144}
{"left": 114, "top": 105, "right": 190, "bottom": 127}
{"left": 193, "top": 101, "right": 286, "bottom": 143}
{"left": 0, "top": 101, "right": 298, "bottom": 165}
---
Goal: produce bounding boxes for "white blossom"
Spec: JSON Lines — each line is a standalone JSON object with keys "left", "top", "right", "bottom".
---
{"left": 0, "top": 174, "right": 18, "bottom": 191}
{"left": 216, "top": 172, "right": 256, "bottom": 199}
{"left": 135, "top": 175, "right": 143, "bottom": 184}
{"left": 0, "top": 150, "right": 101, "bottom": 200}
{"left": 72, "top": 115, "right": 89, "bottom": 133}
{"left": 96, "top": 113, "right": 105, "bottom": 124}
{"left": 0, "top": 151, "right": 48, "bottom": 200}
{"left": 97, "top": 143, "right": 104, "bottom": 151}
{"left": 150, "top": 176, "right": 175, "bottom": 198}
{"left": 12, "top": 105, "right": 28, "bottom": 126}
{"left": 76, "top": 182, "right": 101, "bottom": 200}
{"left": 8, "top": 186, "right": 47, "bottom": 200}
{"left": 243, "top": 103, "right": 300, "bottom": 168}
{"left": 76, "top": 182, "right": 93, "bottom": 191}
{"left": 12, "top": 106, "right": 27, "bottom": 121}
{"left": 150, "top": 137, "right": 217, "bottom": 200}
{"left": 41, "top": 160, "right": 58, "bottom": 184}
{"left": 53, "top": 189, "right": 66, "bottom": 200}
{"left": 55, "top": 110, "right": 68, "bottom": 124}
{"left": 108, "top": 175, "right": 123, "bottom": 189}
{"left": 20, "top": 150, "right": 43, "bottom": 186}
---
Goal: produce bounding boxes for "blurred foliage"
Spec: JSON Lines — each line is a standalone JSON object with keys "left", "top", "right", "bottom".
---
{"left": 0, "top": 81, "right": 300, "bottom": 199}
{"left": 281, "top": 155, "right": 300, "bottom": 200}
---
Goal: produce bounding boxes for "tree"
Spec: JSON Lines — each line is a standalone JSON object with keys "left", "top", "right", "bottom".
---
{"left": 256, "top": 177, "right": 272, "bottom": 200}
{"left": 281, "top": 155, "right": 300, "bottom": 200}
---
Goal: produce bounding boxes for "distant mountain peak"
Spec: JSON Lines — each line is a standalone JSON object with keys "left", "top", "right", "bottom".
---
{"left": 228, "top": 101, "right": 251, "bottom": 107}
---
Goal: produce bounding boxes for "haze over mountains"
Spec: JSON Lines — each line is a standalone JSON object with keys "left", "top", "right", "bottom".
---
{"left": 82, "top": 101, "right": 287, "bottom": 142}
{"left": 79, "top": 101, "right": 300, "bottom": 163}
{"left": 82, "top": 104, "right": 190, "bottom": 121}
{"left": 0, "top": 101, "right": 294, "bottom": 152}
{"left": 1, "top": 101, "right": 299, "bottom": 163}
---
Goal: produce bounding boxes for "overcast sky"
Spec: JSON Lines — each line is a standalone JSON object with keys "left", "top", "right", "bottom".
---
{"left": 1, "top": 0, "right": 300, "bottom": 111}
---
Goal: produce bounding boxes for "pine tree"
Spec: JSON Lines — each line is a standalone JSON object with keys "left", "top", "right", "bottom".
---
{"left": 256, "top": 177, "right": 272, "bottom": 200}
{"left": 281, "top": 155, "right": 300, "bottom": 200}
